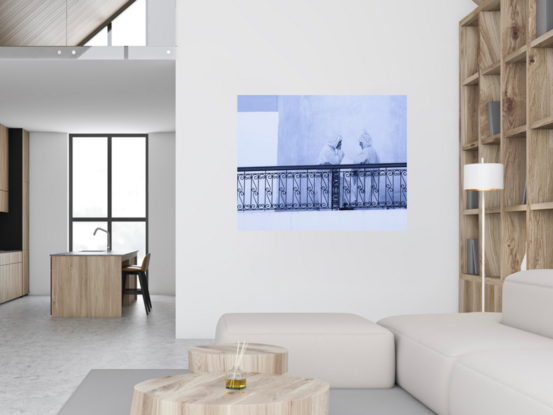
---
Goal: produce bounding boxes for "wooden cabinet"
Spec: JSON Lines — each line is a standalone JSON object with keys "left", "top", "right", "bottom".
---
{"left": 0, "top": 191, "right": 7, "bottom": 213}
{"left": 0, "top": 260, "right": 23, "bottom": 304}
{"left": 0, "top": 128, "right": 30, "bottom": 303}
{"left": 0, "top": 251, "right": 22, "bottom": 266}
{"left": 0, "top": 124, "right": 8, "bottom": 213}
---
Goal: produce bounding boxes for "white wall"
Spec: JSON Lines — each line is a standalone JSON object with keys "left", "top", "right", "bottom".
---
{"left": 147, "top": 0, "right": 175, "bottom": 46}
{"left": 149, "top": 132, "right": 176, "bottom": 295}
{"left": 177, "top": 0, "right": 475, "bottom": 338}
{"left": 29, "top": 132, "right": 176, "bottom": 296}
{"left": 29, "top": 133, "right": 68, "bottom": 295}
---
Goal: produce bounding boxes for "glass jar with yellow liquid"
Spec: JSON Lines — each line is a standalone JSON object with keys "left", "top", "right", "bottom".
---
{"left": 226, "top": 367, "right": 246, "bottom": 390}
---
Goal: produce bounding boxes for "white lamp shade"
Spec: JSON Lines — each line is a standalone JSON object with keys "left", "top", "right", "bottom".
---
{"left": 464, "top": 163, "right": 504, "bottom": 191}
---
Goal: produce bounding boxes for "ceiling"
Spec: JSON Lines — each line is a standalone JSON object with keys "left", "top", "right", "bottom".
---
{"left": 0, "top": 0, "right": 136, "bottom": 46}
{"left": 0, "top": 59, "right": 175, "bottom": 134}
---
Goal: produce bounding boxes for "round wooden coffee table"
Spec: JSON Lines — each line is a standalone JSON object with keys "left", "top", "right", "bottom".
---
{"left": 130, "top": 372, "right": 329, "bottom": 415}
{"left": 188, "top": 343, "right": 288, "bottom": 374}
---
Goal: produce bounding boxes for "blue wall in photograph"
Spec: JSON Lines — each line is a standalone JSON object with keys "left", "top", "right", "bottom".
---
{"left": 276, "top": 95, "right": 407, "bottom": 166}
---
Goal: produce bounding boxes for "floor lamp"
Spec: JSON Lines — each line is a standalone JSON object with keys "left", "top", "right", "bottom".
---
{"left": 464, "top": 158, "right": 504, "bottom": 312}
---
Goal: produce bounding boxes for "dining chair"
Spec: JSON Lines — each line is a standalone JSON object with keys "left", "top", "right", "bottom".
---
{"left": 122, "top": 253, "right": 152, "bottom": 315}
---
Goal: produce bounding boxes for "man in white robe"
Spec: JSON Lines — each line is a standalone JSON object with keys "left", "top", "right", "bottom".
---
{"left": 351, "top": 130, "right": 380, "bottom": 207}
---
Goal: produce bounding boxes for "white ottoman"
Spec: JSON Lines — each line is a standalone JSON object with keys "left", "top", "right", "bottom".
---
{"left": 215, "top": 313, "right": 395, "bottom": 388}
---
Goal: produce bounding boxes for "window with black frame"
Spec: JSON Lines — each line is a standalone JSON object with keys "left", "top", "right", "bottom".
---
{"left": 69, "top": 135, "right": 148, "bottom": 264}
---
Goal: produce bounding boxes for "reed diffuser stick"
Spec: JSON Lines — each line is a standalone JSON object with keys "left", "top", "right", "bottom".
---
{"left": 232, "top": 341, "right": 248, "bottom": 380}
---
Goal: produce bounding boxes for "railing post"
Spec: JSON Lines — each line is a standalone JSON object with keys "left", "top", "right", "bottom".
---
{"left": 331, "top": 169, "right": 340, "bottom": 210}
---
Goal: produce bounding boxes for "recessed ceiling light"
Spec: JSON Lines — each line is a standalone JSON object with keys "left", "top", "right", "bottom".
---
{"left": 167, "top": 50, "right": 171, "bottom": 55}
{"left": 57, "top": 50, "right": 62, "bottom": 55}
{"left": 72, "top": 50, "right": 76, "bottom": 55}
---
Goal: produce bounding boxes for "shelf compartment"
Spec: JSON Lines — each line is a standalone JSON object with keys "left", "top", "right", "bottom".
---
{"left": 528, "top": 131, "right": 553, "bottom": 204}
{"left": 482, "top": 61, "right": 501, "bottom": 75}
{"left": 479, "top": 76, "right": 501, "bottom": 142}
{"left": 504, "top": 125, "right": 527, "bottom": 138}
{"left": 460, "top": 212, "right": 479, "bottom": 276}
{"left": 482, "top": 134, "right": 500, "bottom": 145}
{"left": 484, "top": 213, "right": 501, "bottom": 279}
{"left": 503, "top": 134, "right": 526, "bottom": 207}
{"left": 528, "top": 48, "right": 553, "bottom": 124}
{"left": 502, "top": 1, "right": 527, "bottom": 58}
{"left": 461, "top": 0, "right": 501, "bottom": 27}
{"left": 480, "top": 12, "right": 501, "bottom": 73}
{"left": 463, "top": 72, "right": 480, "bottom": 86}
{"left": 505, "top": 45, "right": 527, "bottom": 64}
{"left": 464, "top": 209, "right": 479, "bottom": 216}
{"left": 530, "top": 202, "right": 553, "bottom": 211}
{"left": 504, "top": 204, "right": 527, "bottom": 212}
{"left": 528, "top": 210, "right": 553, "bottom": 269}
{"left": 531, "top": 116, "right": 553, "bottom": 130}
{"left": 462, "top": 141, "right": 479, "bottom": 151}
{"left": 501, "top": 209, "right": 526, "bottom": 279}
{"left": 502, "top": 62, "right": 527, "bottom": 134}
{"left": 531, "top": 30, "right": 553, "bottom": 49}
{"left": 461, "top": 86, "right": 479, "bottom": 146}
{"left": 461, "top": 27, "right": 480, "bottom": 83}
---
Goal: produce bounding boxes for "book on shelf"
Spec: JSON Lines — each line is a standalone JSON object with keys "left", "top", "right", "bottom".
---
{"left": 523, "top": 180, "right": 527, "bottom": 205}
{"left": 487, "top": 102, "right": 500, "bottom": 137}
{"left": 467, "top": 191, "right": 478, "bottom": 210}
{"left": 537, "top": 0, "right": 553, "bottom": 38}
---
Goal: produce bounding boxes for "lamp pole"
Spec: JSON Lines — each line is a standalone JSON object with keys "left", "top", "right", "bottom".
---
{"left": 481, "top": 158, "right": 485, "bottom": 312}
{"left": 464, "top": 158, "right": 503, "bottom": 313}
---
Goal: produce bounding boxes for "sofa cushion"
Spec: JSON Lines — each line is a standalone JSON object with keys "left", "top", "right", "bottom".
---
{"left": 450, "top": 350, "right": 553, "bottom": 415}
{"left": 378, "top": 313, "right": 553, "bottom": 415}
{"left": 503, "top": 270, "right": 553, "bottom": 339}
{"left": 216, "top": 313, "right": 395, "bottom": 388}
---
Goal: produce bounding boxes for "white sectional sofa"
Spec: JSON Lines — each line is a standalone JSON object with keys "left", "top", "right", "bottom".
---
{"left": 379, "top": 270, "right": 553, "bottom": 415}
{"left": 215, "top": 312, "right": 395, "bottom": 388}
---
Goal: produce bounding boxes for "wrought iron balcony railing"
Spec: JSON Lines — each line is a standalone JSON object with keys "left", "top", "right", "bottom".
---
{"left": 237, "top": 163, "right": 407, "bottom": 212}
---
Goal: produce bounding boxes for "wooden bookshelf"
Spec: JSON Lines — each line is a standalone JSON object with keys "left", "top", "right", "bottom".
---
{"left": 459, "top": 0, "right": 544, "bottom": 313}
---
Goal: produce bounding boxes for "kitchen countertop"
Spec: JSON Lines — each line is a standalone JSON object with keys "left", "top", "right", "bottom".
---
{"left": 51, "top": 251, "right": 138, "bottom": 257}
{"left": 0, "top": 250, "right": 23, "bottom": 253}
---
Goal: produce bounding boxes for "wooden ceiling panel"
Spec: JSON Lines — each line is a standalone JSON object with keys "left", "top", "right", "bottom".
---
{"left": 473, "top": 0, "right": 485, "bottom": 4}
{"left": 0, "top": 0, "right": 135, "bottom": 46}
{"left": 67, "top": 0, "right": 136, "bottom": 46}
{"left": 0, "top": 0, "right": 67, "bottom": 46}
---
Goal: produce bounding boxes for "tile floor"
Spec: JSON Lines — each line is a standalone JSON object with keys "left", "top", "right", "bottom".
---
{"left": 0, "top": 295, "right": 209, "bottom": 415}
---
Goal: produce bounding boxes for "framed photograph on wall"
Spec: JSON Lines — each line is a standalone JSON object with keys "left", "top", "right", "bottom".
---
{"left": 237, "top": 95, "right": 407, "bottom": 231}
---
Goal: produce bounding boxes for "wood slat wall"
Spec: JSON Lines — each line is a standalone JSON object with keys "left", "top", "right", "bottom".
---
{"left": 459, "top": 0, "right": 553, "bottom": 312}
{"left": 0, "top": 0, "right": 136, "bottom": 46}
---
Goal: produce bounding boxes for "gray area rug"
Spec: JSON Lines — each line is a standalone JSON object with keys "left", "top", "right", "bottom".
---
{"left": 57, "top": 369, "right": 435, "bottom": 415}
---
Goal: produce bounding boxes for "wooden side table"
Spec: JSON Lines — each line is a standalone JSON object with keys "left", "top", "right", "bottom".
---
{"left": 188, "top": 343, "right": 288, "bottom": 374}
{"left": 130, "top": 372, "right": 329, "bottom": 415}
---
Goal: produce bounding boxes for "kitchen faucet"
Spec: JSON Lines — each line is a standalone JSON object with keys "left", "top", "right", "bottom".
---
{"left": 93, "top": 228, "right": 111, "bottom": 252}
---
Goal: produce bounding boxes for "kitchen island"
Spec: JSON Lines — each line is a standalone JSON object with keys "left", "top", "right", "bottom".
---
{"left": 50, "top": 251, "right": 138, "bottom": 318}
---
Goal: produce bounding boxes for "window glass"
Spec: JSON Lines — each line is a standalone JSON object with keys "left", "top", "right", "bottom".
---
{"left": 112, "top": 0, "right": 146, "bottom": 46}
{"left": 83, "top": 0, "right": 146, "bottom": 47}
{"left": 112, "top": 137, "right": 146, "bottom": 217}
{"left": 112, "top": 222, "right": 146, "bottom": 263}
{"left": 85, "top": 26, "right": 108, "bottom": 46}
{"left": 72, "top": 222, "right": 109, "bottom": 252}
{"left": 73, "top": 137, "right": 107, "bottom": 217}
